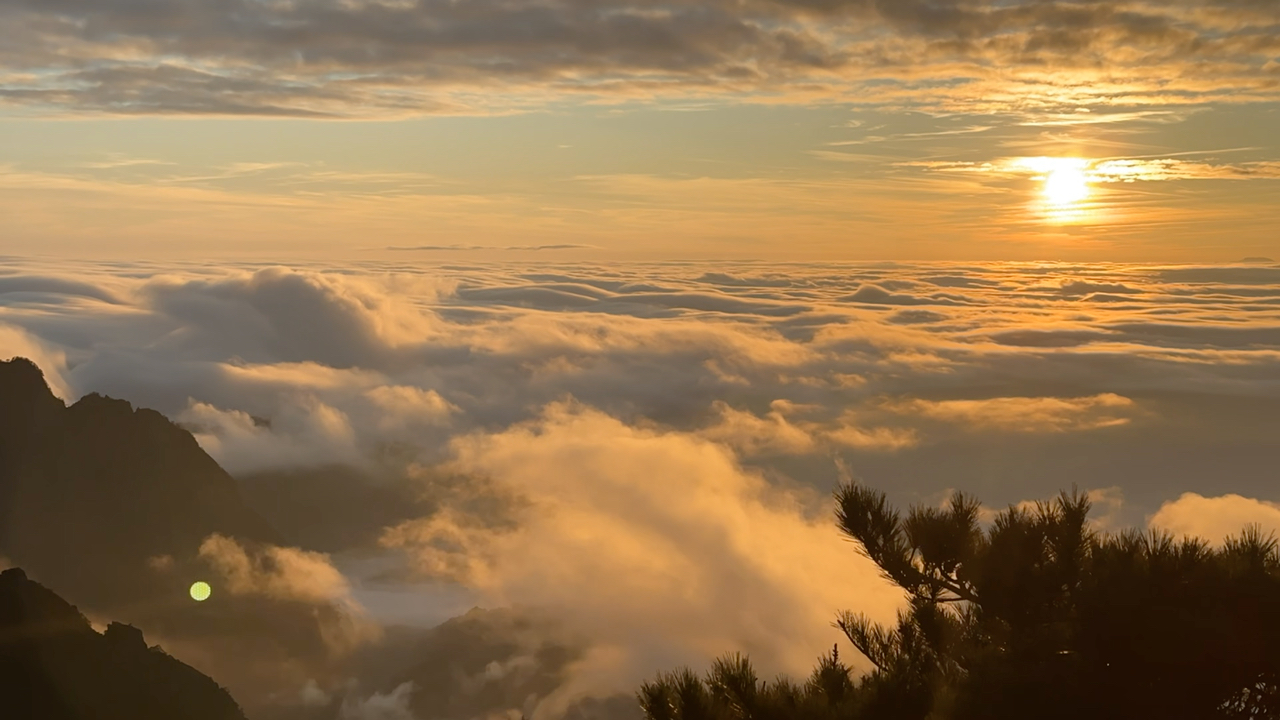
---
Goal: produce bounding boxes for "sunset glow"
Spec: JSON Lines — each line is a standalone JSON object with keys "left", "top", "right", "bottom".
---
{"left": 0, "top": 0, "right": 1276, "bottom": 259}
{"left": 2, "top": 1, "right": 1280, "bottom": 718}
{"left": 1043, "top": 163, "right": 1091, "bottom": 207}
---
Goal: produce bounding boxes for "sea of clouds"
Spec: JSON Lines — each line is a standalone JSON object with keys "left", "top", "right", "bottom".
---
{"left": 3, "top": 258, "right": 1280, "bottom": 717}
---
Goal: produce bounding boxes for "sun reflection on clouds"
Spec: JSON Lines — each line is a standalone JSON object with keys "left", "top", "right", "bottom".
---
{"left": 1015, "top": 157, "right": 1096, "bottom": 225}
{"left": 905, "top": 154, "right": 1280, "bottom": 228}
{"left": 1018, "top": 158, "right": 1090, "bottom": 203}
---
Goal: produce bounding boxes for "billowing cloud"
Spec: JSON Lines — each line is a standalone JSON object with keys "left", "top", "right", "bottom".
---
{"left": 381, "top": 402, "right": 905, "bottom": 716}
{"left": 701, "top": 400, "right": 822, "bottom": 454}
{"left": 1149, "top": 493, "right": 1280, "bottom": 545}
{"left": 141, "top": 268, "right": 448, "bottom": 366}
{"left": 1, "top": 0, "right": 1277, "bottom": 116}
{"left": 197, "top": 534, "right": 379, "bottom": 658}
{"left": 180, "top": 399, "right": 364, "bottom": 474}
{"left": 199, "top": 533, "right": 357, "bottom": 606}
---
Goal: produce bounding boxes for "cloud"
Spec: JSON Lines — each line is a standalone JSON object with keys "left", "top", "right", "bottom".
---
{"left": 1056, "top": 280, "right": 1142, "bottom": 296}
{"left": 5, "top": 259, "right": 1280, "bottom": 714}
{"left": 340, "top": 682, "right": 418, "bottom": 720}
{"left": 701, "top": 401, "right": 916, "bottom": 455}
{"left": 4, "top": 260, "right": 1278, "bottom": 503}
{"left": 1092, "top": 159, "right": 1280, "bottom": 183}
{"left": 1149, "top": 493, "right": 1280, "bottom": 545}
{"left": 886, "top": 309, "right": 949, "bottom": 325}
{"left": 365, "top": 385, "right": 458, "bottom": 430}
{"left": 974, "top": 485, "right": 1126, "bottom": 531}
{"left": 701, "top": 400, "right": 822, "bottom": 455}
{"left": 907, "top": 157, "right": 1280, "bottom": 185}
{"left": 381, "top": 402, "right": 905, "bottom": 716}
{"left": 1086, "top": 486, "right": 1127, "bottom": 533}
{"left": 0, "top": 275, "right": 122, "bottom": 304}
{"left": 195, "top": 534, "right": 380, "bottom": 663}
{"left": 142, "top": 267, "right": 446, "bottom": 368}
{"left": 180, "top": 399, "right": 363, "bottom": 474}
{"left": 886, "top": 394, "right": 1137, "bottom": 433}
{"left": 824, "top": 417, "right": 920, "bottom": 451}
{"left": 840, "top": 284, "right": 969, "bottom": 306}
{"left": 1, "top": 0, "right": 1277, "bottom": 116}
{"left": 387, "top": 245, "right": 597, "bottom": 252}
{"left": 199, "top": 533, "right": 357, "bottom": 606}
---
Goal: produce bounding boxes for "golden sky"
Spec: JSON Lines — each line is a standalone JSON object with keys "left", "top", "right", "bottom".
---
{"left": 4, "top": 4, "right": 1280, "bottom": 712}
{"left": 1, "top": 0, "right": 1278, "bottom": 259}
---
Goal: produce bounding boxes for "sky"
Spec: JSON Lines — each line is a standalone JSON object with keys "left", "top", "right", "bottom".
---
{"left": 3, "top": 2, "right": 1280, "bottom": 719}
{"left": 2, "top": 0, "right": 1279, "bottom": 260}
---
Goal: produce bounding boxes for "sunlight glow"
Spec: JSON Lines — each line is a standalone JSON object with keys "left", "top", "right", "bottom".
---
{"left": 1044, "top": 166, "right": 1090, "bottom": 206}
{"left": 1016, "top": 157, "right": 1092, "bottom": 205}
{"left": 1014, "top": 157, "right": 1095, "bottom": 224}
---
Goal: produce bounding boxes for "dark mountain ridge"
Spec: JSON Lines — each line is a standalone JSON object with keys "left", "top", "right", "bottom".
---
{"left": 0, "top": 566, "right": 247, "bottom": 720}
{"left": 0, "top": 357, "right": 326, "bottom": 714}
{"left": 0, "top": 356, "right": 280, "bottom": 611}
{"left": 0, "top": 356, "right": 638, "bottom": 720}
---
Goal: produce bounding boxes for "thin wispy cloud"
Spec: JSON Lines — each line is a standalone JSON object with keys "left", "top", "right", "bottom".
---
{"left": 906, "top": 157, "right": 1280, "bottom": 183}
{"left": 386, "top": 244, "right": 598, "bottom": 252}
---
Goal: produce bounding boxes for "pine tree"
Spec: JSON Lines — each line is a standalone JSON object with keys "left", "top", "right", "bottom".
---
{"left": 640, "top": 484, "right": 1280, "bottom": 720}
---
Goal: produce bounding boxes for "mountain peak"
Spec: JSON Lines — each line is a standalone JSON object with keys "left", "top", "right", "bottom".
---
{"left": 0, "top": 567, "right": 248, "bottom": 720}
{"left": 0, "top": 357, "right": 61, "bottom": 406}
{"left": 0, "top": 358, "right": 65, "bottom": 448}
{"left": 103, "top": 621, "right": 148, "bottom": 653}
{"left": 0, "top": 356, "right": 280, "bottom": 613}
{"left": 0, "top": 356, "right": 50, "bottom": 386}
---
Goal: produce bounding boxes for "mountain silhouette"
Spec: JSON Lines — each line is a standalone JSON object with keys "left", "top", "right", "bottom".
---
{"left": 0, "top": 357, "right": 280, "bottom": 613}
{"left": 0, "top": 566, "right": 247, "bottom": 720}
{"left": 0, "top": 357, "right": 332, "bottom": 714}
{"left": 0, "top": 357, "right": 638, "bottom": 719}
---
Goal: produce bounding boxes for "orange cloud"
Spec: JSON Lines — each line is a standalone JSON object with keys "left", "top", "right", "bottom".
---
{"left": 382, "top": 402, "right": 905, "bottom": 715}
{"left": 1149, "top": 493, "right": 1280, "bottom": 545}
{"left": 887, "top": 394, "right": 1136, "bottom": 432}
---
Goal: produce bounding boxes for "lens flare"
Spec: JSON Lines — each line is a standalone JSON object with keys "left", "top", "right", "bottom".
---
{"left": 189, "top": 581, "right": 212, "bottom": 602}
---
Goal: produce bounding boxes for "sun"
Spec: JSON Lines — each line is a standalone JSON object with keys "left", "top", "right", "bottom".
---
{"left": 1014, "top": 156, "right": 1095, "bottom": 223}
{"left": 1043, "top": 165, "right": 1090, "bottom": 206}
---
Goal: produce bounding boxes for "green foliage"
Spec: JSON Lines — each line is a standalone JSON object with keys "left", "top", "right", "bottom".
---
{"left": 640, "top": 485, "right": 1280, "bottom": 720}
